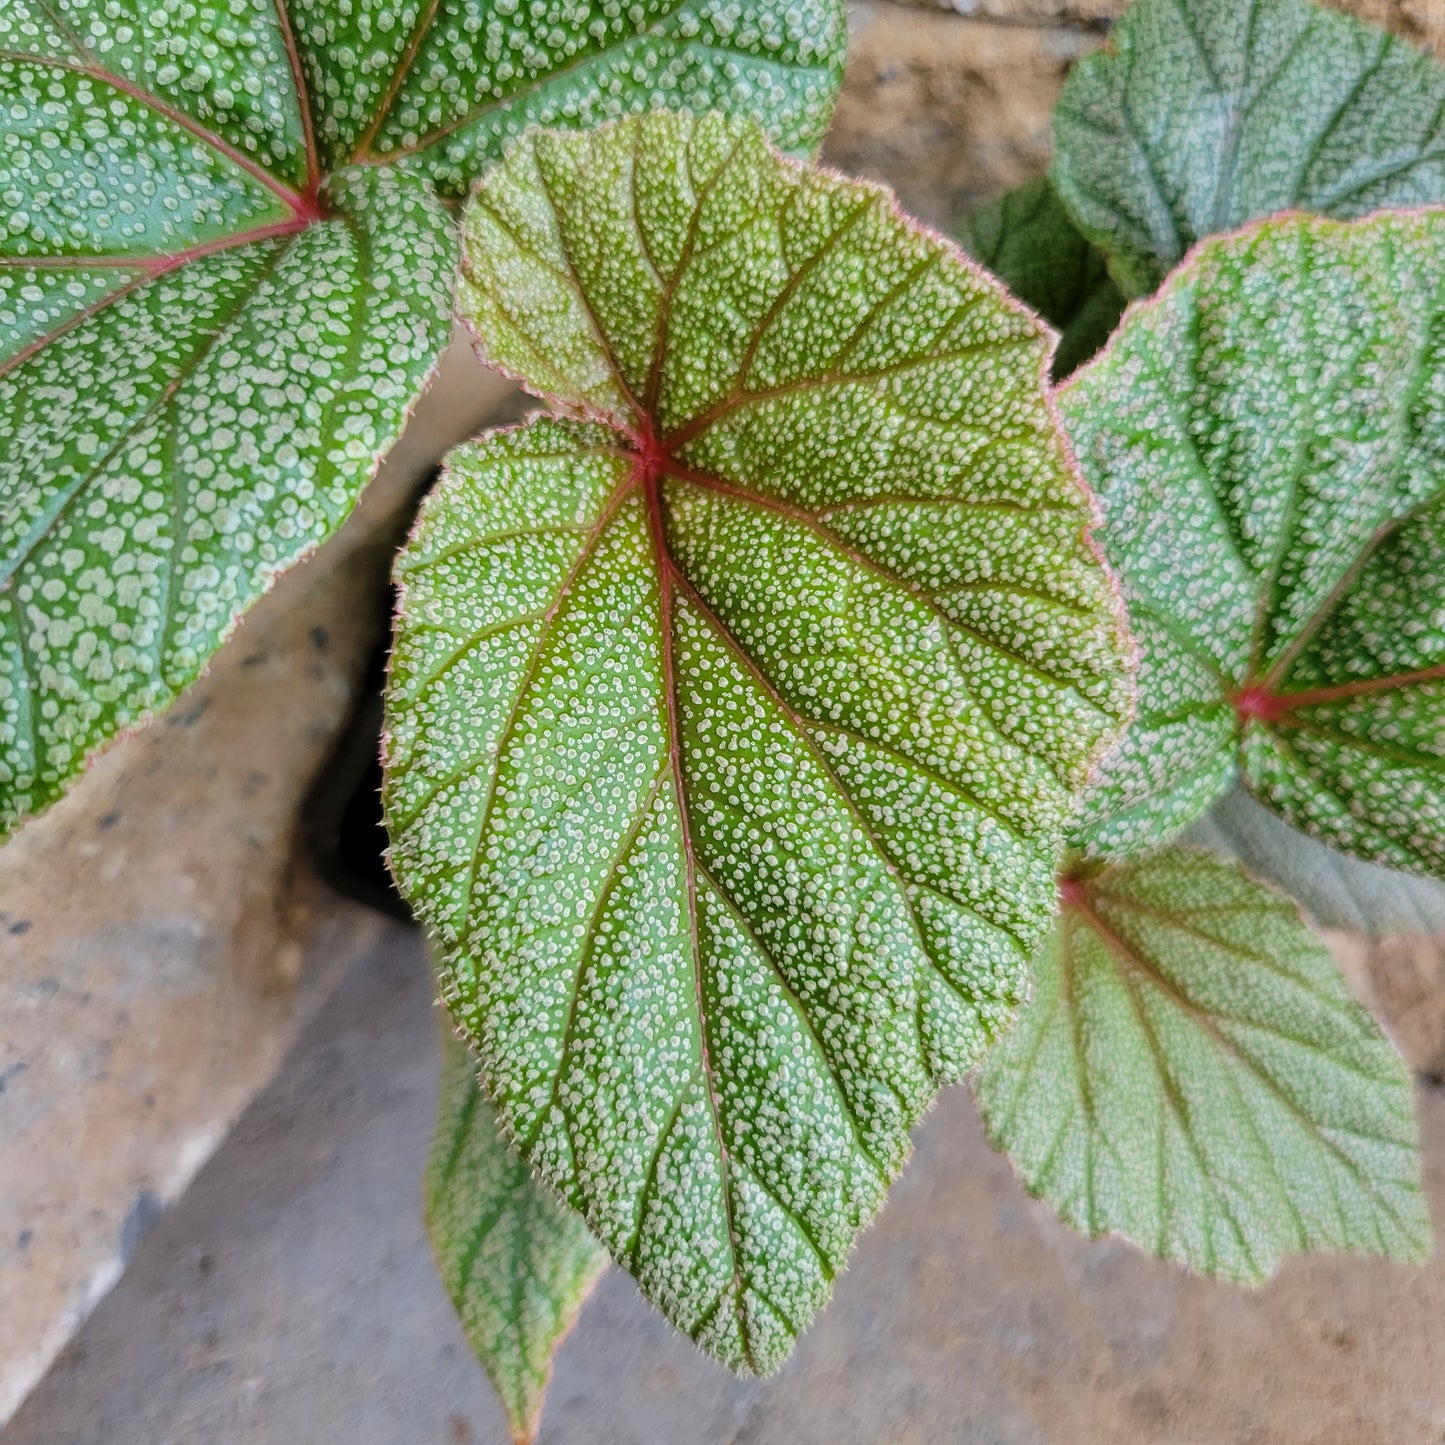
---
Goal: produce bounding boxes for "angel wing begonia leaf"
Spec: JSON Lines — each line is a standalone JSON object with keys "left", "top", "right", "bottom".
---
{"left": 959, "top": 177, "right": 1126, "bottom": 379}
{"left": 1062, "top": 209, "right": 1445, "bottom": 877}
{"left": 1053, "top": 0, "right": 1445, "bottom": 297}
{"left": 0, "top": 0, "right": 843, "bottom": 839}
{"left": 976, "top": 847, "right": 1429, "bottom": 1282}
{"left": 383, "top": 110, "right": 1134, "bottom": 1373}
{"left": 427, "top": 1026, "right": 608, "bottom": 1445}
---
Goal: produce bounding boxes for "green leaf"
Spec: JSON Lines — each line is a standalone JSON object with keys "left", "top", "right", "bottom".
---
{"left": 959, "top": 177, "right": 1126, "bottom": 379}
{"left": 0, "top": 0, "right": 845, "bottom": 838}
{"left": 1053, "top": 0, "right": 1445, "bottom": 297}
{"left": 384, "top": 110, "right": 1134, "bottom": 1373}
{"left": 1061, "top": 209, "right": 1445, "bottom": 876}
{"left": 1187, "top": 787, "right": 1445, "bottom": 941}
{"left": 976, "top": 846, "right": 1430, "bottom": 1282}
{"left": 427, "top": 1025, "right": 608, "bottom": 1445}
{"left": 295, "top": 0, "right": 847, "bottom": 196}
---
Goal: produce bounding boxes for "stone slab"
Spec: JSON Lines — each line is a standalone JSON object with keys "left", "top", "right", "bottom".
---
{"left": 885, "top": 0, "right": 1122, "bottom": 26}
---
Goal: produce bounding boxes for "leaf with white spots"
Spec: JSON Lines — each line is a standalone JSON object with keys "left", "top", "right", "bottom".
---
{"left": 1052, "top": 0, "right": 1445, "bottom": 297}
{"left": 0, "top": 165, "right": 456, "bottom": 835}
{"left": 384, "top": 111, "right": 1134, "bottom": 1373}
{"left": 0, "top": 0, "right": 845, "bottom": 837}
{"left": 975, "top": 847, "right": 1429, "bottom": 1282}
{"left": 1062, "top": 209, "right": 1445, "bottom": 877}
{"left": 959, "top": 176, "right": 1125, "bottom": 379}
{"left": 427, "top": 1025, "right": 608, "bottom": 1445}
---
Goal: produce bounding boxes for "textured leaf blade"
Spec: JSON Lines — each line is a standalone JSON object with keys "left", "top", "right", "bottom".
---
{"left": 1053, "top": 0, "right": 1445, "bottom": 296}
{"left": 1187, "top": 788, "right": 1445, "bottom": 941}
{"left": 1242, "top": 491, "right": 1445, "bottom": 872}
{"left": 4, "top": 0, "right": 845, "bottom": 201}
{"left": 0, "top": 0, "right": 845, "bottom": 837}
{"left": 290, "top": 0, "right": 847, "bottom": 191}
{"left": 959, "top": 177, "right": 1126, "bottom": 378}
{"left": 0, "top": 165, "right": 455, "bottom": 834}
{"left": 0, "top": 53, "right": 292, "bottom": 255}
{"left": 428, "top": 1026, "right": 608, "bottom": 1445}
{"left": 385, "top": 111, "right": 1134, "bottom": 1372}
{"left": 976, "top": 847, "right": 1430, "bottom": 1281}
{"left": 1061, "top": 209, "right": 1445, "bottom": 875}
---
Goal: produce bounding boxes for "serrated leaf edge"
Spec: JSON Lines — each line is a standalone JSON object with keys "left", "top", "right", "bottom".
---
{"left": 977, "top": 844, "right": 1433, "bottom": 1281}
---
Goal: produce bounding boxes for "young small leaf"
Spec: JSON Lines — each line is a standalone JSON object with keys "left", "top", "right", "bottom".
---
{"left": 384, "top": 111, "right": 1134, "bottom": 1373}
{"left": 1187, "top": 788, "right": 1445, "bottom": 941}
{"left": 959, "top": 177, "right": 1126, "bottom": 378}
{"left": 1053, "top": 0, "right": 1445, "bottom": 295}
{"left": 976, "top": 847, "right": 1430, "bottom": 1282}
{"left": 427, "top": 1026, "right": 608, "bottom": 1445}
{"left": 1061, "top": 210, "right": 1445, "bottom": 876}
{"left": 0, "top": 0, "right": 845, "bottom": 838}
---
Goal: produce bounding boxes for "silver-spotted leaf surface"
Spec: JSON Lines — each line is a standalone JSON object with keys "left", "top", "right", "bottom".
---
{"left": 1053, "top": 0, "right": 1445, "bottom": 296}
{"left": 959, "top": 177, "right": 1126, "bottom": 379}
{"left": 1061, "top": 210, "right": 1445, "bottom": 876}
{"left": 427, "top": 1026, "right": 608, "bottom": 1445}
{"left": 0, "top": 0, "right": 845, "bottom": 839}
{"left": 976, "top": 847, "right": 1429, "bottom": 1282}
{"left": 0, "top": 163, "right": 455, "bottom": 836}
{"left": 1187, "top": 788, "right": 1445, "bottom": 941}
{"left": 384, "top": 110, "right": 1134, "bottom": 1373}
{"left": 293, "top": 0, "right": 845, "bottom": 195}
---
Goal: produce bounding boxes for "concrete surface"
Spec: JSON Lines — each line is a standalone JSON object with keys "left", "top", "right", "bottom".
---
{"left": 8, "top": 926, "right": 1445, "bottom": 1445}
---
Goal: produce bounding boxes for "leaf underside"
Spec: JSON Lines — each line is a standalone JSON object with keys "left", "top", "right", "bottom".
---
{"left": 384, "top": 110, "right": 1133, "bottom": 1373}
{"left": 1053, "top": 0, "right": 1445, "bottom": 297}
{"left": 0, "top": 0, "right": 843, "bottom": 838}
{"left": 1062, "top": 209, "right": 1445, "bottom": 877}
{"left": 959, "top": 177, "right": 1126, "bottom": 380}
{"left": 976, "top": 847, "right": 1429, "bottom": 1282}
{"left": 1186, "top": 788, "right": 1445, "bottom": 941}
{"left": 427, "top": 1026, "right": 608, "bottom": 1445}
